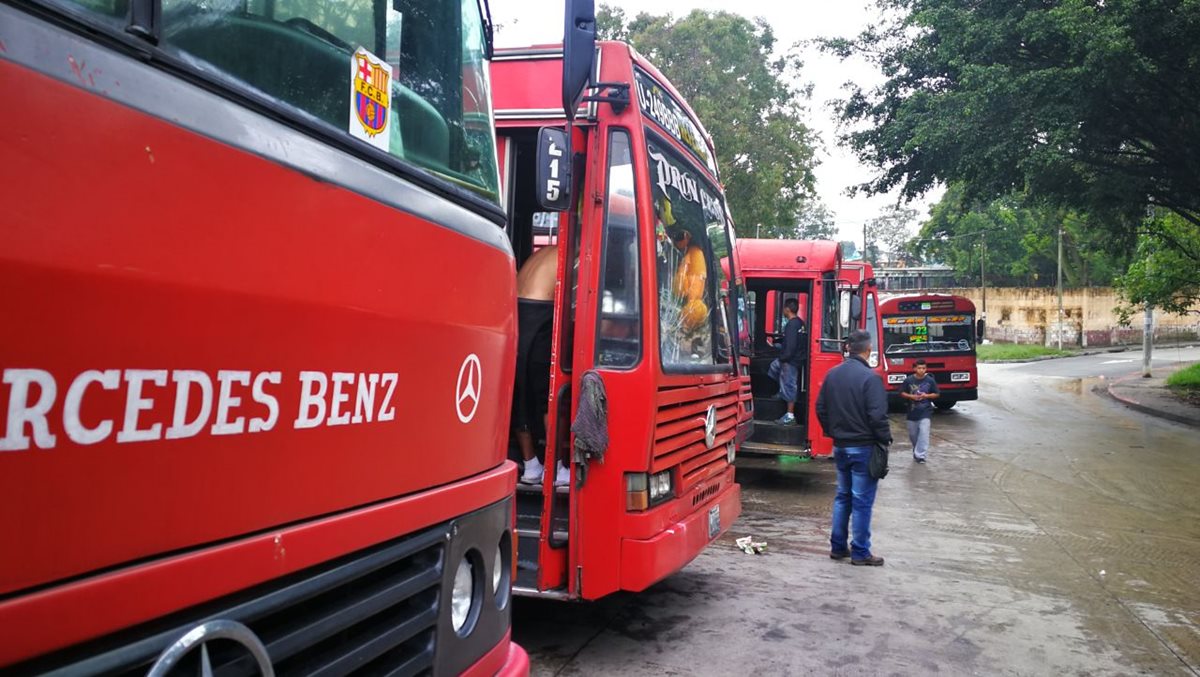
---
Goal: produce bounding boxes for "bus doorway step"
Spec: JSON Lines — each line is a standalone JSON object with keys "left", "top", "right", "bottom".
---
{"left": 739, "top": 440, "right": 812, "bottom": 458}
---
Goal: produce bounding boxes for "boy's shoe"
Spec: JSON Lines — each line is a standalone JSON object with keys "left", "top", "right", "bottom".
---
{"left": 830, "top": 550, "right": 851, "bottom": 560}
{"left": 775, "top": 413, "right": 796, "bottom": 425}
{"left": 520, "top": 457, "right": 544, "bottom": 484}
{"left": 554, "top": 464, "right": 571, "bottom": 487}
{"left": 850, "top": 555, "right": 885, "bottom": 566}
{"left": 914, "top": 456, "right": 926, "bottom": 464}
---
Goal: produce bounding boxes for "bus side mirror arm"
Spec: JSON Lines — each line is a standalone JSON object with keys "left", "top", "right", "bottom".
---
{"left": 581, "top": 82, "right": 630, "bottom": 115}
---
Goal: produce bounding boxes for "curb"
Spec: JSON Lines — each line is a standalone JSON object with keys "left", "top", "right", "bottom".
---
{"left": 981, "top": 342, "right": 1199, "bottom": 365}
{"left": 1104, "top": 374, "right": 1200, "bottom": 429}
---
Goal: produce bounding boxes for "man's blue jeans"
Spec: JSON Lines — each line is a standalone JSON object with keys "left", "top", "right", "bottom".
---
{"left": 830, "top": 445, "right": 880, "bottom": 559}
{"left": 768, "top": 359, "right": 798, "bottom": 402}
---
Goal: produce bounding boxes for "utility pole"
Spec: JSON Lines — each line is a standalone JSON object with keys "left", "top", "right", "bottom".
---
{"left": 863, "top": 222, "right": 869, "bottom": 264}
{"left": 1056, "top": 224, "right": 1064, "bottom": 350}
{"left": 979, "top": 232, "right": 987, "bottom": 319}
{"left": 1143, "top": 305, "right": 1154, "bottom": 377}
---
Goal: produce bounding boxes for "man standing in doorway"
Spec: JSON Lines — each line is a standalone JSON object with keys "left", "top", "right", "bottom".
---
{"left": 816, "top": 330, "right": 891, "bottom": 566}
{"left": 513, "top": 245, "right": 570, "bottom": 487}
{"left": 901, "top": 358, "right": 940, "bottom": 464}
{"left": 768, "top": 298, "right": 805, "bottom": 424}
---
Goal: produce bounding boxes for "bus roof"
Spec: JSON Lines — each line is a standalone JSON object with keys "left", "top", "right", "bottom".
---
{"left": 879, "top": 292, "right": 977, "bottom": 313}
{"left": 735, "top": 239, "right": 842, "bottom": 275}
{"left": 492, "top": 41, "right": 715, "bottom": 154}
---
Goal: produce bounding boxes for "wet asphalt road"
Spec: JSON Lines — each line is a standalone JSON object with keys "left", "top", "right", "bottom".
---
{"left": 512, "top": 349, "right": 1200, "bottom": 676}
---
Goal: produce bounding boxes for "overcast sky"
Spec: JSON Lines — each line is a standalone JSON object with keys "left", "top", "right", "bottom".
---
{"left": 489, "top": 0, "right": 943, "bottom": 245}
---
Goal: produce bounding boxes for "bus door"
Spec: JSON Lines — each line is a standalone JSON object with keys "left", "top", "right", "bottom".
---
{"left": 742, "top": 278, "right": 813, "bottom": 453}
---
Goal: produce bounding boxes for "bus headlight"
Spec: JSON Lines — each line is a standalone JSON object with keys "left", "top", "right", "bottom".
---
{"left": 649, "top": 470, "right": 673, "bottom": 503}
{"left": 869, "top": 351, "right": 879, "bottom": 368}
{"left": 726, "top": 441, "right": 737, "bottom": 464}
{"left": 626, "top": 470, "right": 674, "bottom": 511}
{"left": 451, "top": 555, "right": 477, "bottom": 635}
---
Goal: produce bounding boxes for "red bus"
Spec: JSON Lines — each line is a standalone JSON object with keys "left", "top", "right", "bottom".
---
{"left": 879, "top": 293, "right": 979, "bottom": 409}
{"left": 0, "top": 0, "right": 537, "bottom": 673}
{"left": 736, "top": 241, "right": 884, "bottom": 457}
{"left": 491, "top": 37, "right": 742, "bottom": 599}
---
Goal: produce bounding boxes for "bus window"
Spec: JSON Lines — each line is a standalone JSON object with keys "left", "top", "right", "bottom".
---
{"left": 821, "top": 275, "right": 840, "bottom": 352}
{"left": 160, "top": 0, "right": 500, "bottom": 201}
{"left": 865, "top": 292, "right": 880, "bottom": 367}
{"left": 647, "top": 136, "right": 729, "bottom": 370}
{"left": 596, "top": 130, "right": 641, "bottom": 368}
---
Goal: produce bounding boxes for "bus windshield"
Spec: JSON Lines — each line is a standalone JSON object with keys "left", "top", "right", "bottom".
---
{"left": 883, "top": 314, "right": 976, "bottom": 354}
{"left": 157, "top": 0, "right": 500, "bottom": 201}
{"left": 646, "top": 135, "right": 732, "bottom": 370}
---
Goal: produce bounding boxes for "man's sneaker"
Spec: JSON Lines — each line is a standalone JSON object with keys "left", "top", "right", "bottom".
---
{"left": 520, "top": 457, "right": 544, "bottom": 484}
{"left": 554, "top": 464, "right": 571, "bottom": 487}
{"left": 830, "top": 550, "right": 851, "bottom": 561}
{"left": 850, "top": 555, "right": 885, "bottom": 566}
{"left": 775, "top": 413, "right": 796, "bottom": 425}
{"left": 915, "top": 457, "right": 926, "bottom": 464}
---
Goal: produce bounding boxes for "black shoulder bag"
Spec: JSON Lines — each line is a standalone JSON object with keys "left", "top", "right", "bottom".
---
{"left": 869, "top": 442, "right": 889, "bottom": 480}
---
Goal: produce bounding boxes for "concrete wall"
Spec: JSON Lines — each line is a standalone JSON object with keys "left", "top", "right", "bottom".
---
{"left": 917, "top": 287, "right": 1200, "bottom": 347}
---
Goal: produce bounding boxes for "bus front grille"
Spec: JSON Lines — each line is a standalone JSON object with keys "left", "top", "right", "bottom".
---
{"left": 652, "top": 382, "right": 739, "bottom": 492}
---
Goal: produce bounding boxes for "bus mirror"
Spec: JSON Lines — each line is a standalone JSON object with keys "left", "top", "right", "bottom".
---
{"left": 850, "top": 294, "right": 862, "bottom": 322}
{"left": 839, "top": 291, "right": 851, "bottom": 330}
{"left": 562, "top": 0, "right": 596, "bottom": 120}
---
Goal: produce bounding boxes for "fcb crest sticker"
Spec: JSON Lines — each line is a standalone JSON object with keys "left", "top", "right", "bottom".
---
{"left": 349, "top": 47, "right": 392, "bottom": 151}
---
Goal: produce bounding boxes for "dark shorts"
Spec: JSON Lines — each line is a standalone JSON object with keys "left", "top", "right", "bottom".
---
{"left": 514, "top": 299, "right": 554, "bottom": 432}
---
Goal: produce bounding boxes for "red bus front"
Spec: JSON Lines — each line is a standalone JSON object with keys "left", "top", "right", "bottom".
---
{"left": 1, "top": 1, "right": 526, "bottom": 673}
{"left": 492, "top": 41, "right": 741, "bottom": 600}
{"left": 880, "top": 294, "right": 980, "bottom": 409}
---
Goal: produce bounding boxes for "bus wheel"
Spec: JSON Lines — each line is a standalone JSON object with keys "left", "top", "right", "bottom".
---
{"left": 934, "top": 400, "right": 956, "bottom": 411}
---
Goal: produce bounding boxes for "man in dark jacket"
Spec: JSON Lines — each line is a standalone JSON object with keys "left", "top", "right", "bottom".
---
{"left": 816, "top": 330, "right": 891, "bottom": 566}
{"left": 767, "top": 298, "right": 806, "bottom": 424}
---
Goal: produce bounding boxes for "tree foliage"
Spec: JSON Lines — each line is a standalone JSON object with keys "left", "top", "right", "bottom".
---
{"left": 914, "top": 185, "right": 1132, "bottom": 287}
{"left": 864, "top": 205, "right": 919, "bottom": 264}
{"left": 597, "top": 6, "right": 820, "bottom": 238}
{"left": 825, "top": 0, "right": 1200, "bottom": 253}
{"left": 1115, "top": 212, "right": 1200, "bottom": 319}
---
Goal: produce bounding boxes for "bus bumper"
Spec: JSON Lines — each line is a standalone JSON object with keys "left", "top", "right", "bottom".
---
{"left": 462, "top": 630, "right": 530, "bottom": 677}
{"left": 619, "top": 482, "right": 742, "bottom": 593}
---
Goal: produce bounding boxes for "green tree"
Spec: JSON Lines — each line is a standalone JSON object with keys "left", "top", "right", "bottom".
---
{"left": 824, "top": 0, "right": 1200, "bottom": 267}
{"left": 598, "top": 7, "right": 819, "bottom": 238}
{"left": 914, "top": 185, "right": 1132, "bottom": 287}
{"left": 864, "top": 206, "right": 919, "bottom": 264}
{"left": 1116, "top": 211, "right": 1200, "bottom": 319}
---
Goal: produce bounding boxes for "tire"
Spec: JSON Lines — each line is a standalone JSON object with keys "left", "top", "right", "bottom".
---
{"left": 934, "top": 400, "right": 956, "bottom": 411}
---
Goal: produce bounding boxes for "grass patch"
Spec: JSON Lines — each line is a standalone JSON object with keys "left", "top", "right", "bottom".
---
{"left": 976, "top": 344, "right": 1077, "bottom": 362}
{"left": 1166, "top": 363, "right": 1200, "bottom": 391}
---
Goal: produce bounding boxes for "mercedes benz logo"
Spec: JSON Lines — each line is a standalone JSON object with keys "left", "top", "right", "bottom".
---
{"left": 456, "top": 354, "right": 482, "bottom": 423}
{"left": 148, "top": 620, "right": 273, "bottom": 677}
{"left": 704, "top": 404, "right": 717, "bottom": 448}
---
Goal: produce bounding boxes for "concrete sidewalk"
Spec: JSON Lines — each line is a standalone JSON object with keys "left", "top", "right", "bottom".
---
{"left": 1107, "top": 367, "right": 1200, "bottom": 428}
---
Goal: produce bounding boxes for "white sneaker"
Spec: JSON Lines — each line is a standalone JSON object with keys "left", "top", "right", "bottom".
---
{"left": 520, "top": 457, "right": 544, "bottom": 484}
{"left": 554, "top": 464, "right": 570, "bottom": 487}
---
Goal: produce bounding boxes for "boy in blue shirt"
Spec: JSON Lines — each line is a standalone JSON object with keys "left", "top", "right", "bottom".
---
{"left": 901, "top": 359, "right": 940, "bottom": 463}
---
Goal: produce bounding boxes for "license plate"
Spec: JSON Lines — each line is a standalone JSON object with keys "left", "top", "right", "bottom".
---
{"left": 707, "top": 505, "right": 721, "bottom": 539}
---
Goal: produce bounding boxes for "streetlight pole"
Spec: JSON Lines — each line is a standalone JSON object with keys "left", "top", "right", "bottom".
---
{"left": 979, "top": 232, "right": 987, "bottom": 319}
{"left": 1143, "top": 305, "right": 1154, "bottom": 378}
{"left": 1056, "top": 224, "right": 1064, "bottom": 350}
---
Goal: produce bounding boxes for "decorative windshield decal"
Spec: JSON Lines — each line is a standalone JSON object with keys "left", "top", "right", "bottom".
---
{"left": 350, "top": 47, "right": 393, "bottom": 152}
{"left": 647, "top": 138, "right": 729, "bottom": 368}
{"left": 635, "top": 69, "right": 716, "bottom": 175}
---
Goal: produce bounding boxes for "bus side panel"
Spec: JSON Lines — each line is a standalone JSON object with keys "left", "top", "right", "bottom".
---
{"left": 0, "top": 57, "right": 516, "bottom": 595}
